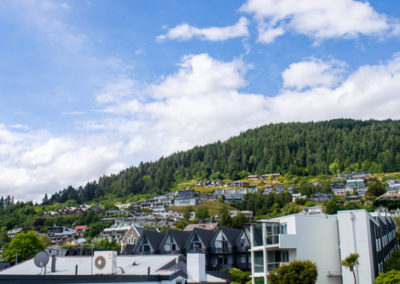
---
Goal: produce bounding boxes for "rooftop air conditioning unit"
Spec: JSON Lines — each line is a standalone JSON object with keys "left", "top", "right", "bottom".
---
{"left": 93, "top": 251, "right": 117, "bottom": 275}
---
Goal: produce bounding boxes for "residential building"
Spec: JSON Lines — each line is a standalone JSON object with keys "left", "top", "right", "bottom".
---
{"left": 184, "top": 223, "right": 218, "bottom": 232}
{"left": 260, "top": 173, "right": 280, "bottom": 179}
{"left": 301, "top": 206, "right": 323, "bottom": 215}
{"left": 124, "top": 226, "right": 251, "bottom": 272}
{"left": 248, "top": 210, "right": 398, "bottom": 284}
{"left": 7, "top": 228, "right": 22, "bottom": 238}
{"left": 195, "top": 180, "right": 222, "bottom": 187}
{"left": 174, "top": 196, "right": 199, "bottom": 206}
{"left": 132, "top": 230, "right": 166, "bottom": 255}
{"left": 74, "top": 225, "right": 87, "bottom": 238}
{"left": 346, "top": 179, "right": 365, "bottom": 189}
{"left": 209, "top": 227, "right": 251, "bottom": 270}
{"left": 311, "top": 192, "right": 332, "bottom": 202}
{"left": 291, "top": 193, "right": 306, "bottom": 202}
{"left": 159, "top": 230, "right": 192, "bottom": 254}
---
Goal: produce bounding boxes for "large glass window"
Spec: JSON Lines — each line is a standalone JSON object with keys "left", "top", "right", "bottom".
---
{"left": 254, "top": 251, "right": 264, "bottom": 273}
{"left": 253, "top": 224, "right": 263, "bottom": 246}
{"left": 267, "top": 251, "right": 289, "bottom": 271}
{"left": 265, "top": 223, "right": 286, "bottom": 245}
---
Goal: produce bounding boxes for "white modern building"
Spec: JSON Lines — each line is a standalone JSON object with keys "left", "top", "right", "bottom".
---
{"left": 249, "top": 209, "right": 398, "bottom": 284}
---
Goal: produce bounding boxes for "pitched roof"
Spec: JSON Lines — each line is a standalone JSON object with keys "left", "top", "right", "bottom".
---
{"left": 190, "top": 228, "right": 215, "bottom": 248}
{"left": 184, "top": 223, "right": 218, "bottom": 231}
{"left": 142, "top": 230, "right": 165, "bottom": 250}
{"left": 218, "top": 227, "right": 242, "bottom": 246}
{"left": 74, "top": 225, "right": 87, "bottom": 230}
{"left": 164, "top": 230, "right": 191, "bottom": 249}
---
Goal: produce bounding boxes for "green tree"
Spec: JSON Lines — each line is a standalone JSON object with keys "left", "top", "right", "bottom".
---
{"left": 229, "top": 268, "right": 251, "bottom": 284}
{"left": 341, "top": 253, "right": 359, "bottom": 284}
{"left": 367, "top": 181, "right": 386, "bottom": 198}
{"left": 232, "top": 213, "right": 248, "bottom": 229}
{"left": 374, "top": 270, "right": 400, "bottom": 284}
{"left": 2, "top": 231, "right": 46, "bottom": 264}
{"left": 93, "top": 238, "right": 121, "bottom": 252}
{"left": 383, "top": 250, "right": 400, "bottom": 272}
{"left": 268, "top": 260, "right": 318, "bottom": 284}
{"left": 325, "top": 199, "right": 339, "bottom": 214}
{"left": 38, "top": 234, "right": 52, "bottom": 247}
{"left": 219, "top": 208, "right": 232, "bottom": 227}
{"left": 196, "top": 206, "right": 210, "bottom": 222}
{"left": 183, "top": 206, "right": 193, "bottom": 221}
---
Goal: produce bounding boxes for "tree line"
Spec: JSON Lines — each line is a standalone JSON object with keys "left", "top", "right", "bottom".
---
{"left": 47, "top": 119, "right": 400, "bottom": 204}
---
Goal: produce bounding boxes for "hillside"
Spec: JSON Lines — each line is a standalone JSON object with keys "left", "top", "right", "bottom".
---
{"left": 47, "top": 119, "right": 400, "bottom": 204}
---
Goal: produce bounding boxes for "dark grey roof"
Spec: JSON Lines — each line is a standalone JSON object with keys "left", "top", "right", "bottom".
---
{"left": 191, "top": 228, "right": 215, "bottom": 248}
{"left": 166, "top": 230, "right": 191, "bottom": 249}
{"left": 144, "top": 230, "right": 166, "bottom": 251}
{"left": 219, "top": 227, "right": 242, "bottom": 246}
{"left": 122, "top": 244, "right": 135, "bottom": 255}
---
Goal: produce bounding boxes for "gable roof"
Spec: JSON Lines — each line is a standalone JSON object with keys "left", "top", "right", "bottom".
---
{"left": 186, "top": 228, "right": 215, "bottom": 249}
{"left": 141, "top": 230, "right": 165, "bottom": 251}
{"left": 217, "top": 227, "right": 242, "bottom": 246}
{"left": 162, "top": 230, "right": 191, "bottom": 249}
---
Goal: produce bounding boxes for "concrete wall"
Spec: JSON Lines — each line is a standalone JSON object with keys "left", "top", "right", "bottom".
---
{"left": 338, "top": 210, "right": 375, "bottom": 284}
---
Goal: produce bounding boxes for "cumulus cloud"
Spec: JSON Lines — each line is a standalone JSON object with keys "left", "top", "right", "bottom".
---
{"left": 157, "top": 17, "right": 249, "bottom": 41}
{"left": 240, "top": 0, "right": 400, "bottom": 43}
{"left": 4, "top": 53, "right": 400, "bottom": 201}
{"left": 282, "top": 58, "right": 347, "bottom": 90}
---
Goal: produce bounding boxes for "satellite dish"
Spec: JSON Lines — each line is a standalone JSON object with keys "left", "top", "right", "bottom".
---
{"left": 34, "top": 251, "right": 49, "bottom": 268}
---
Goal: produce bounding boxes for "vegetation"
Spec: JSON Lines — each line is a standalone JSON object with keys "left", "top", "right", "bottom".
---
{"left": 46, "top": 119, "right": 400, "bottom": 204}
{"left": 268, "top": 260, "right": 318, "bottom": 284}
{"left": 229, "top": 268, "right": 251, "bottom": 284}
{"left": 93, "top": 238, "right": 121, "bottom": 252}
{"left": 2, "top": 231, "right": 46, "bottom": 264}
{"left": 374, "top": 270, "right": 400, "bottom": 284}
{"left": 383, "top": 250, "right": 400, "bottom": 272}
{"left": 341, "top": 253, "right": 360, "bottom": 284}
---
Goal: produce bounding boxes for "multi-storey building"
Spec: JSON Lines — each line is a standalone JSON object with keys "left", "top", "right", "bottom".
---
{"left": 248, "top": 209, "right": 398, "bottom": 284}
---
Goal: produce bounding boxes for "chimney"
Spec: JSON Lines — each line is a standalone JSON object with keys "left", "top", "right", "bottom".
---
{"left": 187, "top": 253, "right": 206, "bottom": 282}
{"left": 51, "top": 255, "right": 56, "bottom": 272}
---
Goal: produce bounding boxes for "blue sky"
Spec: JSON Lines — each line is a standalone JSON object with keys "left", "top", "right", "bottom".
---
{"left": 1, "top": 0, "right": 400, "bottom": 201}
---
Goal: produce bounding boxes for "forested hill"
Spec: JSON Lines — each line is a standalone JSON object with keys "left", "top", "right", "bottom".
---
{"left": 47, "top": 119, "right": 400, "bottom": 204}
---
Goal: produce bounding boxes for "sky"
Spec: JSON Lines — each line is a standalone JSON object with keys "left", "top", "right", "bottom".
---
{"left": 1, "top": 0, "right": 400, "bottom": 201}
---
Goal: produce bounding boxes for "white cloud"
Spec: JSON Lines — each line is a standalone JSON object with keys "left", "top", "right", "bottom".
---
{"left": 4, "top": 53, "right": 400, "bottom": 202}
{"left": 241, "top": 0, "right": 399, "bottom": 43}
{"left": 282, "top": 58, "right": 347, "bottom": 90}
{"left": 157, "top": 17, "right": 249, "bottom": 41}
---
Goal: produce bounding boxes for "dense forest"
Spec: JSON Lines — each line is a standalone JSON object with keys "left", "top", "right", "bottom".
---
{"left": 47, "top": 119, "right": 400, "bottom": 204}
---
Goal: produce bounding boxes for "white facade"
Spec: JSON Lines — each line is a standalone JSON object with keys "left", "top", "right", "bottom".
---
{"left": 250, "top": 210, "right": 398, "bottom": 284}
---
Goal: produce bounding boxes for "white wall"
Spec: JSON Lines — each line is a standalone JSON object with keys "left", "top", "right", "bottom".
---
{"left": 338, "top": 210, "right": 375, "bottom": 284}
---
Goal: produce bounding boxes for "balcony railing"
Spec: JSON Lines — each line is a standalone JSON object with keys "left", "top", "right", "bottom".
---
{"left": 265, "top": 235, "right": 279, "bottom": 245}
{"left": 267, "top": 262, "right": 288, "bottom": 272}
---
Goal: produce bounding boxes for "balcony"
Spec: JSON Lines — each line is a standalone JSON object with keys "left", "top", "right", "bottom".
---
{"left": 267, "top": 262, "right": 289, "bottom": 272}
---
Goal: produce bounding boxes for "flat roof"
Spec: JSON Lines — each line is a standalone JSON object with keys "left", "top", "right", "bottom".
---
{"left": 0, "top": 255, "right": 181, "bottom": 276}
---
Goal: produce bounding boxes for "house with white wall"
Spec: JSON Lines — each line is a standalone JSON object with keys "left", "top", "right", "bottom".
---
{"left": 249, "top": 209, "right": 398, "bottom": 284}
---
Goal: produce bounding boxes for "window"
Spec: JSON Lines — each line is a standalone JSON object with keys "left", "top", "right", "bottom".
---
{"left": 190, "top": 234, "right": 203, "bottom": 250}
{"left": 215, "top": 231, "right": 228, "bottom": 251}
{"left": 140, "top": 236, "right": 151, "bottom": 253}
{"left": 254, "top": 251, "right": 264, "bottom": 273}
{"left": 164, "top": 235, "right": 178, "bottom": 252}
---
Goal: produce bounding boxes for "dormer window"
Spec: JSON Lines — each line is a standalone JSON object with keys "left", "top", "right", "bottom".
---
{"left": 139, "top": 236, "right": 150, "bottom": 253}
{"left": 190, "top": 234, "right": 203, "bottom": 250}
{"left": 164, "top": 235, "right": 177, "bottom": 251}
